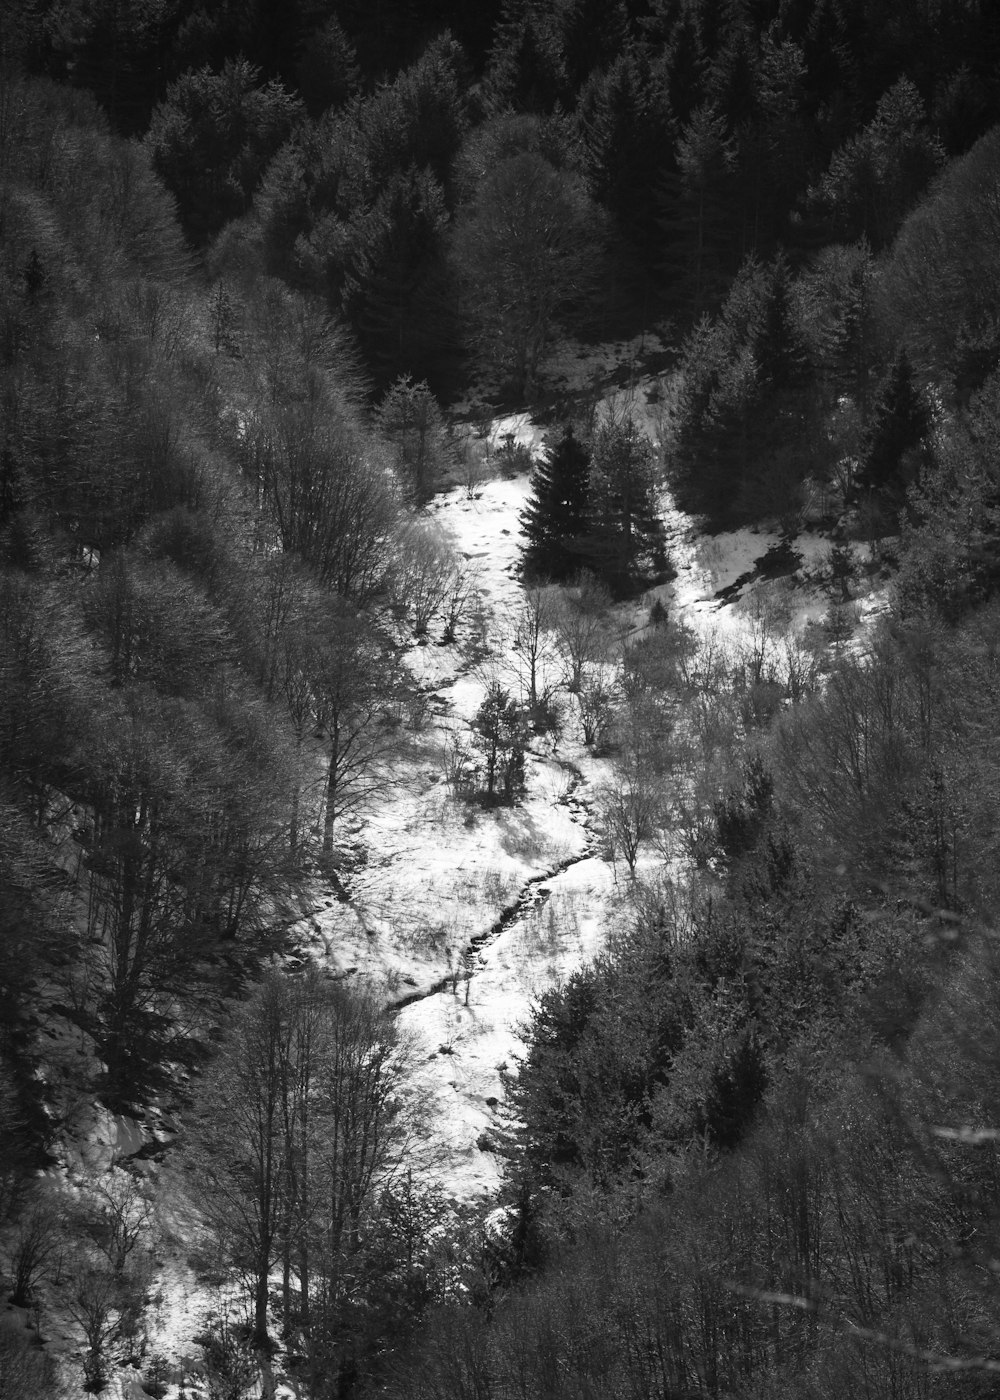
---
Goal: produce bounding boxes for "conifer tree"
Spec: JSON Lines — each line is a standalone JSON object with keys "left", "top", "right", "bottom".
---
{"left": 558, "top": 0, "right": 629, "bottom": 95}
{"left": 342, "top": 167, "right": 459, "bottom": 393}
{"left": 798, "top": 238, "right": 878, "bottom": 421}
{"left": 482, "top": 6, "right": 565, "bottom": 114}
{"left": 519, "top": 426, "right": 591, "bottom": 583}
{"left": 376, "top": 376, "right": 451, "bottom": 505}
{"left": 296, "top": 17, "right": 361, "bottom": 118}
{"left": 578, "top": 51, "right": 675, "bottom": 257}
{"left": 587, "top": 411, "right": 669, "bottom": 596}
{"left": 856, "top": 348, "right": 930, "bottom": 501}
{"left": 146, "top": 58, "right": 303, "bottom": 246}
{"left": 659, "top": 102, "right": 738, "bottom": 322}
{"left": 471, "top": 684, "right": 527, "bottom": 804}
{"left": 671, "top": 255, "right": 816, "bottom": 526}
{"left": 662, "top": 9, "right": 707, "bottom": 127}
{"left": 452, "top": 152, "right": 602, "bottom": 398}
{"left": 804, "top": 76, "right": 944, "bottom": 251}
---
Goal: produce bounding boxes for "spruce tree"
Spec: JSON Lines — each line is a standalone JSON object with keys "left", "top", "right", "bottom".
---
{"left": 659, "top": 103, "right": 737, "bottom": 323}
{"left": 296, "top": 17, "right": 361, "bottom": 118}
{"left": 670, "top": 255, "right": 816, "bottom": 526}
{"left": 587, "top": 413, "right": 669, "bottom": 596}
{"left": 856, "top": 348, "right": 930, "bottom": 500}
{"left": 519, "top": 426, "right": 591, "bottom": 582}
{"left": 482, "top": 8, "right": 565, "bottom": 114}
{"left": 558, "top": 0, "right": 630, "bottom": 94}
{"left": 341, "top": 167, "right": 460, "bottom": 393}
{"left": 376, "top": 376, "right": 450, "bottom": 505}
{"left": 662, "top": 10, "right": 707, "bottom": 127}
{"left": 578, "top": 51, "right": 675, "bottom": 257}
{"left": 471, "top": 684, "right": 527, "bottom": 804}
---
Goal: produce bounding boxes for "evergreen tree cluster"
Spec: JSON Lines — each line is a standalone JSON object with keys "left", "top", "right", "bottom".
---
{"left": 519, "top": 425, "right": 592, "bottom": 583}
{"left": 671, "top": 254, "right": 816, "bottom": 527}
{"left": 521, "top": 415, "right": 670, "bottom": 596}
{"left": 14, "top": 0, "right": 997, "bottom": 404}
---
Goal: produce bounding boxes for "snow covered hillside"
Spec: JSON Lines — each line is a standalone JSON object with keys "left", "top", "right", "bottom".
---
{"left": 284, "top": 389, "right": 891, "bottom": 1202}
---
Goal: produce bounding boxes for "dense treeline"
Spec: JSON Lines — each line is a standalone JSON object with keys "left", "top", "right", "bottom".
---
{"left": 13, "top": 0, "right": 1000, "bottom": 411}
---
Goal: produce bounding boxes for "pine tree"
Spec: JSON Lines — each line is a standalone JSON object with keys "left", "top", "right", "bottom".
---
{"left": 557, "top": 0, "right": 630, "bottom": 95}
{"left": 587, "top": 412, "right": 669, "bottom": 596}
{"left": 670, "top": 255, "right": 817, "bottom": 526}
{"left": 519, "top": 426, "right": 591, "bottom": 582}
{"left": 146, "top": 58, "right": 304, "bottom": 246}
{"left": 578, "top": 50, "right": 675, "bottom": 257}
{"left": 798, "top": 238, "right": 878, "bottom": 420}
{"left": 376, "top": 376, "right": 450, "bottom": 505}
{"left": 482, "top": 6, "right": 565, "bottom": 115}
{"left": 659, "top": 102, "right": 738, "bottom": 323}
{"left": 662, "top": 9, "right": 708, "bottom": 127}
{"left": 856, "top": 348, "right": 930, "bottom": 500}
{"left": 452, "top": 152, "right": 602, "bottom": 399}
{"left": 296, "top": 16, "right": 361, "bottom": 118}
{"left": 804, "top": 76, "right": 945, "bottom": 251}
{"left": 342, "top": 167, "right": 460, "bottom": 393}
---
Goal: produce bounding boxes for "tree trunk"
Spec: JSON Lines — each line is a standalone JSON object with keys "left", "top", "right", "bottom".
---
{"left": 323, "top": 723, "right": 340, "bottom": 856}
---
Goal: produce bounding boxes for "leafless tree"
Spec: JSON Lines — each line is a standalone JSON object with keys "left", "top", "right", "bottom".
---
{"left": 188, "top": 969, "right": 421, "bottom": 1373}
{"left": 306, "top": 604, "right": 402, "bottom": 855}
{"left": 551, "top": 574, "right": 615, "bottom": 694}
{"left": 600, "top": 762, "right": 666, "bottom": 877}
{"left": 576, "top": 663, "right": 620, "bottom": 751}
{"left": 441, "top": 560, "right": 482, "bottom": 644}
{"left": 508, "top": 585, "right": 561, "bottom": 721}
{"left": 390, "top": 522, "right": 456, "bottom": 637}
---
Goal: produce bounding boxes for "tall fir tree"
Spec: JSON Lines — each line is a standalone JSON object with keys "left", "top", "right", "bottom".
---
{"left": 557, "top": 0, "right": 630, "bottom": 95}
{"left": 578, "top": 50, "right": 676, "bottom": 259}
{"left": 662, "top": 9, "right": 708, "bottom": 127}
{"left": 587, "top": 412, "right": 669, "bottom": 596}
{"left": 482, "top": 5, "right": 565, "bottom": 114}
{"left": 804, "top": 76, "right": 944, "bottom": 251}
{"left": 671, "top": 255, "right": 817, "bottom": 526}
{"left": 519, "top": 426, "right": 591, "bottom": 582}
{"left": 856, "top": 348, "right": 930, "bottom": 500}
{"left": 341, "top": 167, "right": 460, "bottom": 394}
{"left": 659, "top": 102, "right": 738, "bottom": 323}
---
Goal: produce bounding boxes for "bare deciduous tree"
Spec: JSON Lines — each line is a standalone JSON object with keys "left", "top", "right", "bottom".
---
{"left": 307, "top": 604, "right": 402, "bottom": 855}
{"left": 508, "top": 585, "right": 561, "bottom": 723}
{"left": 188, "top": 970, "right": 422, "bottom": 1371}
{"left": 600, "top": 764, "right": 665, "bottom": 877}
{"left": 390, "top": 523, "right": 456, "bottom": 638}
{"left": 551, "top": 574, "right": 614, "bottom": 694}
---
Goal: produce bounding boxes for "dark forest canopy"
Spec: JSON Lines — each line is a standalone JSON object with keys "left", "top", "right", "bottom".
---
{"left": 5, "top": 2, "right": 1000, "bottom": 1397}
{"left": 7, "top": 0, "right": 1000, "bottom": 406}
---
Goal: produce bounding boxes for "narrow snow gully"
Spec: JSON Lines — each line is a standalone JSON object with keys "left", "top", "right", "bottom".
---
{"left": 388, "top": 758, "right": 599, "bottom": 1013}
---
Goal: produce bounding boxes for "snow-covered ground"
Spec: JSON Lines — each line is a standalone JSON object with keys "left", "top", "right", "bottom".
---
{"left": 290, "top": 469, "right": 621, "bottom": 1199}
{"left": 284, "top": 415, "right": 889, "bottom": 1203}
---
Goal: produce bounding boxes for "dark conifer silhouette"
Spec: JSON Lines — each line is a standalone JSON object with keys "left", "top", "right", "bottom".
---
{"left": 586, "top": 412, "right": 670, "bottom": 596}
{"left": 519, "top": 426, "right": 591, "bottom": 582}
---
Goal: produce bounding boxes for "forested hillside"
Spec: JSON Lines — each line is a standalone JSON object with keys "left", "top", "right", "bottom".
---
{"left": 4, "top": 1, "right": 1000, "bottom": 1396}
